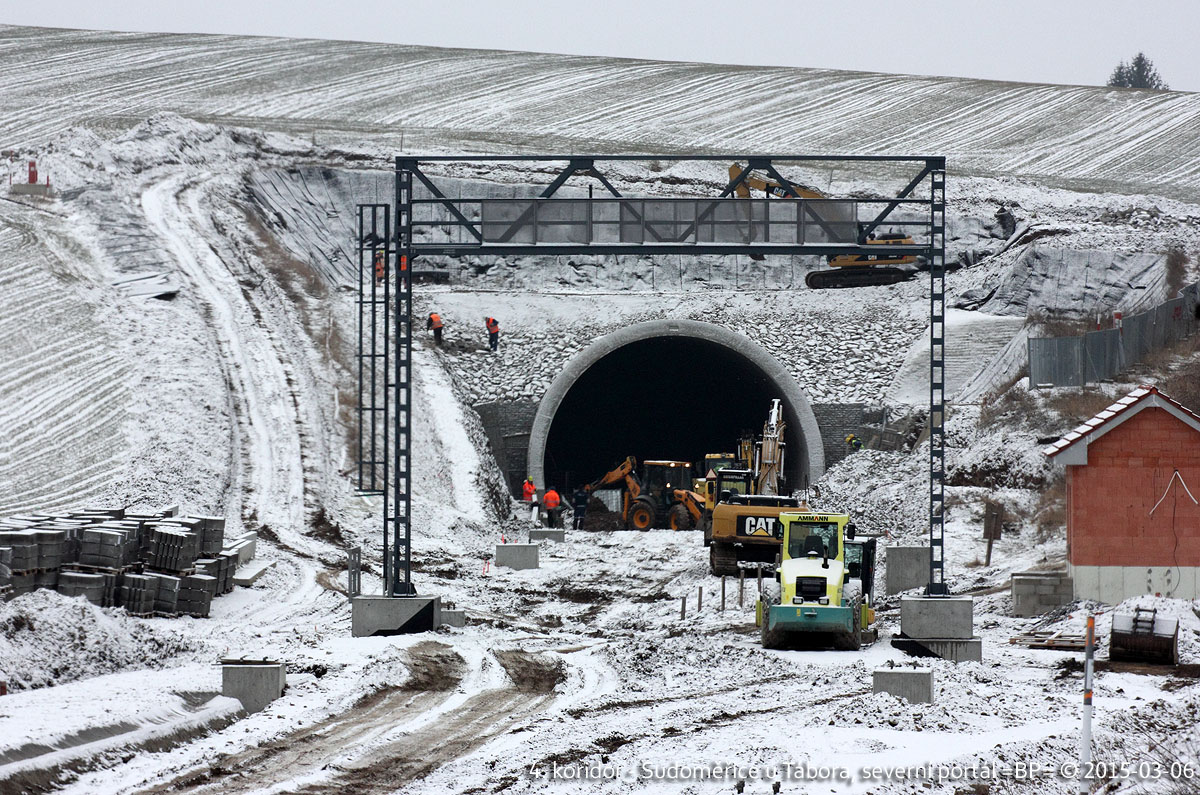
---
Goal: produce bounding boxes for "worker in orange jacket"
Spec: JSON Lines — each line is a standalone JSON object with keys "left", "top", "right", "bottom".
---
{"left": 485, "top": 316, "right": 500, "bottom": 351}
{"left": 522, "top": 477, "right": 536, "bottom": 503}
{"left": 373, "top": 250, "right": 385, "bottom": 285}
{"left": 426, "top": 312, "right": 443, "bottom": 345}
{"left": 542, "top": 487, "right": 562, "bottom": 528}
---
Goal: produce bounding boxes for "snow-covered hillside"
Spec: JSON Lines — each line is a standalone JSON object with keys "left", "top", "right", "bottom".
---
{"left": 3, "top": 25, "right": 1200, "bottom": 199}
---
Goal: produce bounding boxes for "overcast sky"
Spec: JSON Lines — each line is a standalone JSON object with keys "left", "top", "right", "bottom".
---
{"left": 4, "top": 0, "right": 1197, "bottom": 92}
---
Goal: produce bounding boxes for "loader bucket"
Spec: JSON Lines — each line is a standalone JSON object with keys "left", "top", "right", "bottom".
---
{"left": 1109, "top": 608, "right": 1178, "bottom": 665}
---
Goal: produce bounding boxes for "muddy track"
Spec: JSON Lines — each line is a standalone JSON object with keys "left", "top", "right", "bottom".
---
{"left": 142, "top": 642, "right": 467, "bottom": 794}
{"left": 296, "top": 650, "right": 563, "bottom": 794}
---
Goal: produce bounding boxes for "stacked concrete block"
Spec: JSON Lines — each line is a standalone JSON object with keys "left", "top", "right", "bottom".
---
{"left": 147, "top": 526, "right": 201, "bottom": 572}
{"left": 0, "top": 547, "right": 12, "bottom": 600}
{"left": 117, "top": 573, "right": 159, "bottom": 615}
{"left": 0, "top": 531, "right": 39, "bottom": 572}
{"left": 225, "top": 532, "right": 258, "bottom": 565}
{"left": 78, "top": 527, "right": 139, "bottom": 569}
{"left": 150, "top": 573, "right": 181, "bottom": 614}
{"left": 217, "top": 551, "right": 238, "bottom": 593}
{"left": 196, "top": 516, "right": 226, "bottom": 556}
{"left": 1011, "top": 572, "right": 1074, "bottom": 617}
{"left": 178, "top": 574, "right": 218, "bottom": 617}
{"left": 32, "top": 529, "right": 65, "bottom": 569}
{"left": 58, "top": 571, "right": 108, "bottom": 605}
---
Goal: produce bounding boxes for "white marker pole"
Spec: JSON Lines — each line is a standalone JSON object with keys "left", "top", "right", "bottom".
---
{"left": 1078, "top": 613, "right": 1094, "bottom": 793}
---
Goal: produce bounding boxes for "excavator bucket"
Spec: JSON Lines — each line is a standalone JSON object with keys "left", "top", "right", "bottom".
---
{"left": 1109, "top": 608, "right": 1178, "bottom": 665}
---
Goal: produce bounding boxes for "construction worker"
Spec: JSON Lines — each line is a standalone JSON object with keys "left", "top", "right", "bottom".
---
{"left": 845, "top": 433, "right": 863, "bottom": 452}
{"left": 543, "top": 487, "right": 562, "bottom": 528}
{"left": 572, "top": 486, "right": 590, "bottom": 530}
{"left": 373, "top": 250, "right": 385, "bottom": 285}
{"left": 522, "top": 477, "right": 536, "bottom": 503}
{"left": 426, "top": 312, "right": 443, "bottom": 345}
{"left": 485, "top": 316, "right": 500, "bottom": 351}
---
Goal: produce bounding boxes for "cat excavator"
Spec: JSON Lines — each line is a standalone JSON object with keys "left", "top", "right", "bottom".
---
{"left": 728, "top": 163, "right": 921, "bottom": 289}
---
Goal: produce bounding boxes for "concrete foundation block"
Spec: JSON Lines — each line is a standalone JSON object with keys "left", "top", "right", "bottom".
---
{"left": 914, "top": 637, "right": 983, "bottom": 663}
{"left": 529, "top": 529, "right": 565, "bottom": 543}
{"left": 222, "top": 661, "right": 286, "bottom": 713}
{"left": 352, "top": 595, "right": 441, "bottom": 637}
{"left": 1010, "top": 572, "right": 1073, "bottom": 617}
{"left": 885, "top": 546, "right": 929, "bottom": 595}
{"left": 873, "top": 668, "right": 934, "bottom": 704}
{"left": 440, "top": 609, "right": 467, "bottom": 628}
{"left": 901, "top": 595, "right": 974, "bottom": 640}
{"left": 495, "top": 543, "right": 539, "bottom": 570}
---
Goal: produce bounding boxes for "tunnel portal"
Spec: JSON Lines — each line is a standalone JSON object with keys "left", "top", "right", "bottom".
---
{"left": 527, "top": 320, "right": 824, "bottom": 496}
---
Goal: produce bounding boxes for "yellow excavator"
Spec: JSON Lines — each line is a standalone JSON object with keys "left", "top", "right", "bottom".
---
{"left": 586, "top": 456, "right": 705, "bottom": 531}
{"left": 728, "top": 163, "right": 921, "bottom": 289}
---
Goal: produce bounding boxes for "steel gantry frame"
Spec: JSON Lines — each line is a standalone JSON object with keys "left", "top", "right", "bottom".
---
{"left": 357, "top": 153, "right": 948, "bottom": 598}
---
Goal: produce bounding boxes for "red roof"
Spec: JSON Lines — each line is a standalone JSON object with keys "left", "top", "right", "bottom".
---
{"left": 1043, "top": 385, "right": 1200, "bottom": 459}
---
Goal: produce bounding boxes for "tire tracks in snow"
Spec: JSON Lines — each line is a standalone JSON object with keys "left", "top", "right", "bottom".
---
{"left": 141, "top": 173, "right": 312, "bottom": 553}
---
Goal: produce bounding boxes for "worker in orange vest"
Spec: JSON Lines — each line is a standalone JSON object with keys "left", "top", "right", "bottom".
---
{"left": 485, "top": 316, "right": 500, "bottom": 351}
{"left": 522, "top": 477, "right": 536, "bottom": 502}
{"left": 373, "top": 250, "right": 385, "bottom": 285}
{"left": 542, "top": 487, "right": 562, "bottom": 528}
{"left": 426, "top": 312, "right": 443, "bottom": 345}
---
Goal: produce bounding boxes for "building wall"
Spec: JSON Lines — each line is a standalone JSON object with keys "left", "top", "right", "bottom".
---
{"left": 1066, "top": 407, "right": 1200, "bottom": 573}
{"left": 1070, "top": 564, "right": 1199, "bottom": 602}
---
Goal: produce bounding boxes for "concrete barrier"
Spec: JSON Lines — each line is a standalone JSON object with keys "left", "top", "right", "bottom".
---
{"left": 495, "top": 543, "right": 539, "bottom": 570}
{"left": 529, "top": 529, "right": 565, "bottom": 543}
{"left": 873, "top": 668, "right": 934, "bottom": 704}
{"left": 886, "top": 546, "right": 929, "bottom": 594}
{"left": 222, "top": 660, "right": 285, "bottom": 713}
{"left": 1011, "top": 571, "right": 1073, "bottom": 617}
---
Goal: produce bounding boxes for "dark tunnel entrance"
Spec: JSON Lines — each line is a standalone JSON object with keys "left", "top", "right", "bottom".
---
{"left": 541, "top": 336, "right": 806, "bottom": 493}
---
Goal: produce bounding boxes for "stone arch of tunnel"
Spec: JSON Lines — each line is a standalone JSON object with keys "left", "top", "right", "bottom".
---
{"left": 527, "top": 319, "right": 825, "bottom": 496}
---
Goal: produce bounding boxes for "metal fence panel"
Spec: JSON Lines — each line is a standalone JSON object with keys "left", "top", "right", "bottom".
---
{"left": 1029, "top": 281, "right": 1199, "bottom": 388}
{"left": 1082, "top": 328, "right": 1121, "bottom": 383}
{"left": 1029, "top": 336, "right": 1084, "bottom": 387}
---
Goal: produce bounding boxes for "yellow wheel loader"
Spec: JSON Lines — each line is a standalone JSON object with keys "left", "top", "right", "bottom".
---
{"left": 586, "top": 457, "right": 704, "bottom": 531}
{"left": 756, "top": 510, "right": 877, "bottom": 650}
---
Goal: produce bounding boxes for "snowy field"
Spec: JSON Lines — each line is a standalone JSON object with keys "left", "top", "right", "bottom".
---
{"left": 1, "top": 26, "right": 1199, "bottom": 795}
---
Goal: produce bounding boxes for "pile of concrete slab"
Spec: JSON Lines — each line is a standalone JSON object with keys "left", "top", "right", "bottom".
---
{"left": 0, "top": 505, "right": 259, "bottom": 618}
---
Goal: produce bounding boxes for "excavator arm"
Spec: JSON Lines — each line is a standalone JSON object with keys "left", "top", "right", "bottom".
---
{"left": 587, "top": 456, "right": 641, "bottom": 501}
{"left": 729, "top": 164, "right": 826, "bottom": 200}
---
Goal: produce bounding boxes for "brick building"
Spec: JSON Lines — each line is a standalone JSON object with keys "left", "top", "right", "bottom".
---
{"left": 1044, "top": 385, "right": 1200, "bottom": 602}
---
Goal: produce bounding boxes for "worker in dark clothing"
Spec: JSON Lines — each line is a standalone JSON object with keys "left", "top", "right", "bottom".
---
{"left": 543, "top": 487, "right": 562, "bottom": 528}
{"left": 572, "top": 486, "right": 590, "bottom": 531}
{"left": 485, "top": 316, "right": 500, "bottom": 351}
{"left": 426, "top": 312, "right": 444, "bottom": 345}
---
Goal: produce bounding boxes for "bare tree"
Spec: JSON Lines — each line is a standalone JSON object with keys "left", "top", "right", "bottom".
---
{"left": 1107, "top": 52, "right": 1170, "bottom": 90}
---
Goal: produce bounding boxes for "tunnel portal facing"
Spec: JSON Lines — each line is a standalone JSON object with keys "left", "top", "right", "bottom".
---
{"left": 527, "top": 319, "right": 825, "bottom": 494}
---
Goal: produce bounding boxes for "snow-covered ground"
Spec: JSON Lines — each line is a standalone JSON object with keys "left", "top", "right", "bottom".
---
{"left": 1, "top": 26, "right": 1199, "bottom": 795}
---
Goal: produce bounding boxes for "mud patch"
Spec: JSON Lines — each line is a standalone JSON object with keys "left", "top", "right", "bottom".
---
{"left": 402, "top": 641, "right": 466, "bottom": 691}
{"left": 494, "top": 650, "right": 565, "bottom": 693}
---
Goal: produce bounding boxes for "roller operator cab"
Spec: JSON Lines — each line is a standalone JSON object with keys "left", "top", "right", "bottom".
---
{"left": 756, "top": 511, "right": 877, "bottom": 650}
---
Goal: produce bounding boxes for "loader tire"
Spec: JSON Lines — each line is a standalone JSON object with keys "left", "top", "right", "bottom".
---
{"left": 668, "top": 504, "right": 693, "bottom": 532}
{"left": 628, "top": 501, "right": 654, "bottom": 531}
{"left": 709, "top": 542, "right": 739, "bottom": 577}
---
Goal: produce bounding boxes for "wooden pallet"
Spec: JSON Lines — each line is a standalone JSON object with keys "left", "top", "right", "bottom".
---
{"left": 1009, "top": 630, "right": 1086, "bottom": 651}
